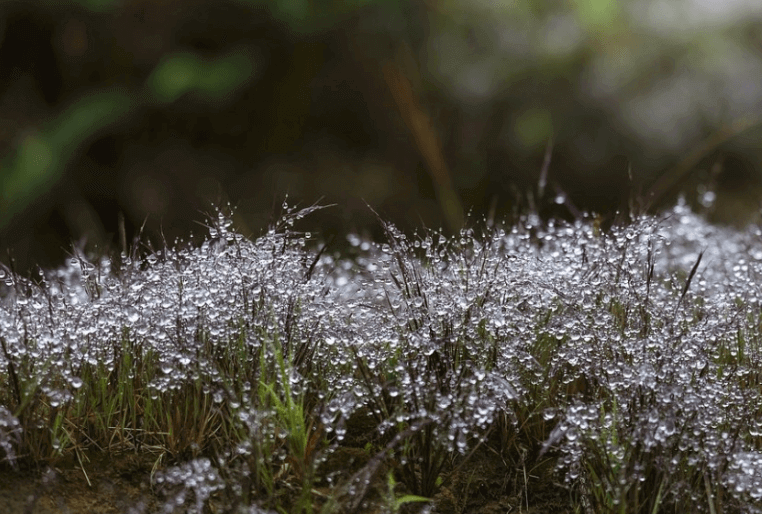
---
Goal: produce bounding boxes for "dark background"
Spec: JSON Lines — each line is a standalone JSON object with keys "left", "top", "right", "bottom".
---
{"left": 2, "top": 0, "right": 762, "bottom": 272}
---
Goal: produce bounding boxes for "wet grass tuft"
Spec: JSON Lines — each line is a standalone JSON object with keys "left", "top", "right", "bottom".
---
{"left": 0, "top": 199, "right": 761, "bottom": 513}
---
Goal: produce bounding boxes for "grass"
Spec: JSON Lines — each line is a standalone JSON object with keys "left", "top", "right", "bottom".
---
{"left": 0, "top": 199, "right": 761, "bottom": 513}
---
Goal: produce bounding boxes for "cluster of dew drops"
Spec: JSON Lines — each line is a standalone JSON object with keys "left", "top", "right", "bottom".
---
{"left": 0, "top": 198, "right": 760, "bottom": 510}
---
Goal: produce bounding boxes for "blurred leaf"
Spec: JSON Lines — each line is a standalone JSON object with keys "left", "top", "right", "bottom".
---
{"left": 148, "top": 50, "right": 255, "bottom": 104}
{"left": 12, "top": 135, "right": 54, "bottom": 196}
{"left": 148, "top": 53, "right": 201, "bottom": 104}
{"left": 0, "top": 91, "right": 131, "bottom": 229}
{"left": 513, "top": 108, "right": 553, "bottom": 150}
{"left": 572, "top": 0, "right": 621, "bottom": 32}
{"left": 197, "top": 50, "right": 255, "bottom": 98}
{"left": 49, "top": 91, "right": 132, "bottom": 157}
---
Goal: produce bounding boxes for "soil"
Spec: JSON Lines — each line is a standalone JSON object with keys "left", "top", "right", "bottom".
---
{"left": 0, "top": 446, "right": 572, "bottom": 514}
{"left": 0, "top": 410, "right": 572, "bottom": 513}
{"left": 0, "top": 452, "right": 160, "bottom": 514}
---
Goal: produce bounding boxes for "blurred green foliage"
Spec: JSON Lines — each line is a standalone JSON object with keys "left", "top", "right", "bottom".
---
{"left": 1, "top": 0, "right": 762, "bottom": 271}
{"left": 147, "top": 49, "right": 255, "bottom": 104}
{"left": 1, "top": 92, "right": 132, "bottom": 228}
{"left": 265, "top": 0, "right": 380, "bottom": 31}
{"left": 573, "top": 0, "right": 620, "bottom": 32}
{"left": 0, "top": 44, "right": 256, "bottom": 228}
{"left": 513, "top": 107, "right": 553, "bottom": 151}
{"left": 0, "top": 0, "right": 394, "bottom": 232}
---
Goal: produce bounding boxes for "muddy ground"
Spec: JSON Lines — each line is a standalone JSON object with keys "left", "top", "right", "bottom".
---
{"left": 0, "top": 452, "right": 158, "bottom": 514}
{"left": 0, "top": 444, "right": 572, "bottom": 514}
